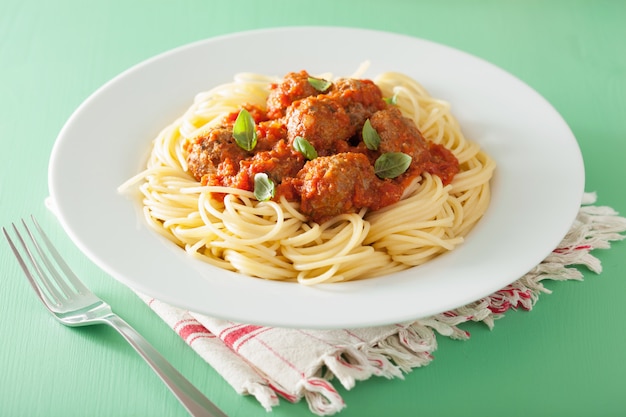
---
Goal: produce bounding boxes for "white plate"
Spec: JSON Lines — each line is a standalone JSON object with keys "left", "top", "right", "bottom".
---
{"left": 48, "top": 27, "right": 584, "bottom": 329}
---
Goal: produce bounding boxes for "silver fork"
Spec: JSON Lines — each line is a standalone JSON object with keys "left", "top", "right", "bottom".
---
{"left": 3, "top": 216, "right": 228, "bottom": 417}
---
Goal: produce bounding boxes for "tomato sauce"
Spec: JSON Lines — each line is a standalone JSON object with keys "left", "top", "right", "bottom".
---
{"left": 185, "top": 70, "right": 459, "bottom": 223}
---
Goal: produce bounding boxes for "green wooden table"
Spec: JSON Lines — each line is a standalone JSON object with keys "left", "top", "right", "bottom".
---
{"left": 1, "top": 1, "right": 625, "bottom": 416}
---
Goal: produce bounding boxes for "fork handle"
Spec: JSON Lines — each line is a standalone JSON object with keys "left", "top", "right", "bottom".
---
{"left": 101, "top": 314, "right": 228, "bottom": 417}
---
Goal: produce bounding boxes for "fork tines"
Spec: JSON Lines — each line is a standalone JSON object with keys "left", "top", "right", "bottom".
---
{"left": 3, "top": 217, "right": 87, "bottom": 308}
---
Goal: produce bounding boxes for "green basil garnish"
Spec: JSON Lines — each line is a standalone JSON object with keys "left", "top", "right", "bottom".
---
{"left": 232, "top": 108, "right": 257, "bottom": 151}
{"left": 307, "top": 76, "right": 332, "bottom": 93}
{"left": 362, "top": 119, "right": 381, "bottom": 151}
{"left": 293, "top": 136, "right": 318, "bottom": 160}
{"left": 384, "top": 93, "right": 398, "bottom": 105}
{"left": 253, "top": 173, "right": 275, "bottom": 201}
{"left": 374, "top": 152, "right": 412, "bottom": 179}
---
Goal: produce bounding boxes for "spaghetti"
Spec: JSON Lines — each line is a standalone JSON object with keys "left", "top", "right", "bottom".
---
{"left": 119, "top": 70, "right": 495, "bottom": 284}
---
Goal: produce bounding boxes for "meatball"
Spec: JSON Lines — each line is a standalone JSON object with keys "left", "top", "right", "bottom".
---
{"left": 256, "top": 120, "right": 288, "bottom": 151}
{"left": 266, "top": 70, "right": 320, "bottom": 119}
{"left": 185, "top": 127, "right": 247, "bottom": 182}
{"left": 329, "top": 78, "right": 387, "bottom": 128}
{"left": 295, "top": 153, "right": 403, "bottom": 223}
{"left": 285, "top": 96, "right": 354, "bottom": 156}
{"left": 241, "top": 140, "right": 305, "bottom": 184}
{"left": 368, "top": 107, "right": 431, "bottom": 165}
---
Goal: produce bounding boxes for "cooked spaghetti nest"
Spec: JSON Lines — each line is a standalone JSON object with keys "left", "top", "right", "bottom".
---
{"left": 119, "top": 71, "right": 495, "bottom": 285}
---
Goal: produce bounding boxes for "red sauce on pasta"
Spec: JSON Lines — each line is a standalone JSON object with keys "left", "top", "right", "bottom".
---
{"left": 185, "top": 70, "right": 459, "bottom": 223}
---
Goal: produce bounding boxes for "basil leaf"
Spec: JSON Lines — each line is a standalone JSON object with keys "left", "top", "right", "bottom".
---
{"left": 374, "top": 152, "right": 412, "bottom": 179}
{"left": 307, "top": 76, "right": 332, "bottom": 92}
{"left": 254, "top": 173, "right": 275, "bottom": 201}
{"left": 232, "top": 108, "right": 257, "bottom": 151}
{"left": 362, "top": 119, "right": 381, "bottom": 151}
{"left": 384, "top": 93, "right": 398, "bottom": 105}
{"left": 293, "top": 136, "right": 318, "bottom": 160}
